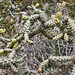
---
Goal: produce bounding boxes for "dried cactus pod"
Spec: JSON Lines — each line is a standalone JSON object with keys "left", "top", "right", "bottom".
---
{"left": 53, "top": 33, "right": 63, "bottom": 41}
{"left": 54, "top": 18, "right": 60, "bottom": 24}
{"left": 38, "top": 67, "right": 42, "bottom": 72}
{"left": 62, "top": 1, "right": 67, "bottom": 7}
{"left": 21, "top": 40, "right": 26, "bottom": 45}
{"left": 64, "top": 33, "right": 68, "bottom": 42}
{"left": 11, "top": 64, "right": 18, "bottom": 73}
{"left": 56, "top": 12, "right": 62, "bottom": 20}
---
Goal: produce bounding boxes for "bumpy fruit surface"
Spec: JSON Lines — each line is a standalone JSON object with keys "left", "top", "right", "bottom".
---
{"left": 22, "top": 16, "right": 28, "bottom": 20}
{"left": 56, "top": 12, "right": 62, "bottom": 20}
{"left": 38, "top": 67, "right": 42, "bottom": 72}
{"left": 13, "top": 42, "right": 18, "bottom": 48}
{"left": 11, "top": 39, "right": 17, "bottom": 43}
{"left": 35, "top": 3, "right": 39, "bottom": 7}
{"left": 27, "top": 40, "right": 33, "bottom": 45}
{"left": 54, "top": 18, "right": 59, "bottom": 24}
{"left": 21, "top": 40, "right": 26, "bottom": 45}
{"left": 0, "top": 49, "right": 4, "bottom": 54}
{"left": 51, "top": 15, "right": 55, "bottom": 19}
{"left": 53, "top": 33, "right": 63, "bottom": 41}
{"left": 62, "top": 2, "right": 66, "bottom": 7}
{"left": 0, "top": 29, "right": 6, "bottom": 34}
{"left": 64, "top": 33, "right": 68, "bottom": 42}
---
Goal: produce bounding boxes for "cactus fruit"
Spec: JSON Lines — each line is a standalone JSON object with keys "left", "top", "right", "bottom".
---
{"left": 62, "top": 2, "right": 66, "bottom": 7}
{"left": 56, "top": 12, "right": 62, "bottom": 20}
{"left": 11, "top": 64, "right": 18, "bottom": 73}
{"left": 53, "top": 33, "right": 63, "bottom": 41}
{"left": 0, "top": 49, "right": 4, "bottom": 54}
{"left": 21, "top": 40, "right": 26, "bottom": 45}
{"left": 0, "top": 29, "right": 6, "bottom": 34}
{"left": 22, "top": 16, "right": 28, "bottom": 20}
{"left": 27, "top": 40, "right": 33, "bottom": 45}
{"left": 64, "top": 33, "right": 68, "bottom": 42}
{"left": 13, "top": 42, "right": 19, "bottom": 48}
{"left": 11, "top": 39, "right": 17, "bottom": 43}
{"left": 35, "top": 3, "right": 39, "bottom": 7}
{"left": 54, "top": 18, "right": 59, "bottom": 24}
{"left": 51, "top": 15, "right": 55, "bottom": 19}
{"left": 38, "top": 67, "right": 42, "bottom": 72}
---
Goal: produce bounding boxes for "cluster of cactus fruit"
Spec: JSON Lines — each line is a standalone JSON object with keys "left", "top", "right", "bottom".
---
{"left": 0, "top": 0, "right": 75, "bottom": 74}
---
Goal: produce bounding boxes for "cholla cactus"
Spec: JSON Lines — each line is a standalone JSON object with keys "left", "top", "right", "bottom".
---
{"left": 53, "top": 33, "right": 63, "bottom": 41}
{"left": 0, "top": 55, "right": 26, "bottom": 68}
{"left": 0, "top": 1, "right": 75, "bottom": 75}
{"left": 72, "top": 64, "right": 75, "bottom": 75}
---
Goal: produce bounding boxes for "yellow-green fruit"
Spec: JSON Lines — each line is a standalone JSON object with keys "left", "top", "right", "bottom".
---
{"left": 54, "top": 18, "right": 59, "bottom": 24}
{"left": 3, "top": 52, "right": 7, "bottom": 55}
{"left": 13, "top": 42, "right": 18, "bottom": 48}
{"left": 51, "top": 15, "right": 55, "bottom": 19}
{"left": 62, "top": 1, "right": 66, "bottom": 7}
{"left": 56, "top": 12, "right": 62, "bottom": 20}
{"left": 64, "top": 33, "right": 68, "bottom": 42}
{"left": 22, "top": 16, "right": 28, "bottom": 20}
{"left": 0, "top": 29, "right": 6, "bottom": 34}
{"left": 0, "top": 49, "right": 4, "bottom": 54}
{"left": 38, "top": 67, "right": 42, "bottom": 72}
{"left": 27, "top": 40, "right": 33, "bottom": 45}
{"left": 11, "top": 39, "right": 17, "bottom": 43}
{"left": 21, "top": 40, "right": 26, "bottom": 45}
{"left": 53, "top": 33, "right": 63, "bottom": 41}
{"left": 35, "top": 3, "right": 39, "bottom": 7}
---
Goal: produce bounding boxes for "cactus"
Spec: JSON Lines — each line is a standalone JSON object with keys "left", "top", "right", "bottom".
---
{"left": 13, "top": 41, "right": 19, "bottom": 48}
{"left": 6, "top": 34, "right": 23, "bottom": 48}
{"left": 0, "top": 36, "right": 10, "bottom": 44}
{"left": 62, "top": 1, "right": 66, "bottom": 7}
{"left": 56, "top": 12, "right": 62, "bottom": 20}
{"left": 38, "top": 56, "right": 74, "bottom": 72}
{"left": 0, "top": 29, "right": 6, "bottom": 34}
{"left": 0, "top": 55, "right": 26, "bottom": 68}
{"left": 53, "top": 33, "right": 63, "bottom": 41}
{"left": 72, "top": 64, "right": 75, "bottom": 75}
{"left": 0, "top": 1, "right": 75, "bottom": 75}
{"left": 64, "top": 33, "right": 68, "bottom": 42}
{"left": 0, "top": 49, "right": 4, "bottom": 54}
